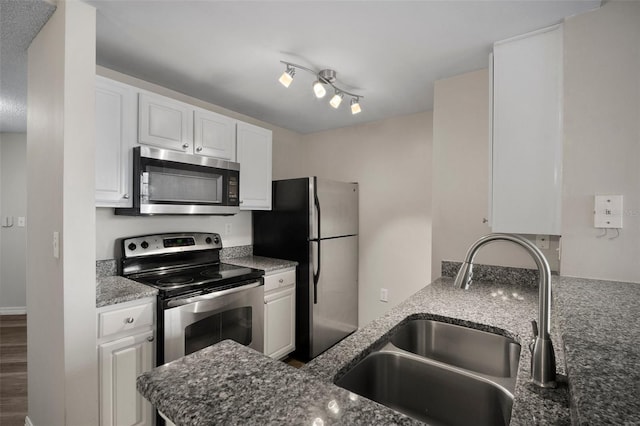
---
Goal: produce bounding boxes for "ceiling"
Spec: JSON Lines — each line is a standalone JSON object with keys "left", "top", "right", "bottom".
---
{"left": 1, "top": 1, "right": 601, "bottom": 135}
{"left": 0, "top": 0, "right": 55, "bottom": 133}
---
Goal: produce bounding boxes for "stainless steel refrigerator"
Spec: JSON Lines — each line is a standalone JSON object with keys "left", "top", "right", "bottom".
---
{"left": 253, "top": 177, "right": 358, "bottom": 361}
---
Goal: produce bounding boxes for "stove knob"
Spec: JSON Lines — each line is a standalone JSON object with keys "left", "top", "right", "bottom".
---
{"left": 141, "top": 241, "right": 149, "bottom": 249}
{"left": 127, "top": 243, "right": 137, "bottom": 251}
{"left": 205, "top": 237, "right": 212, "bottom": 244}
{"left": 213, "top": 236, "right": 220, "bottom": 245}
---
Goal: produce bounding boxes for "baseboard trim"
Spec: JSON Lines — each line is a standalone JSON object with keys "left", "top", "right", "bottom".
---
{"left": 0, "top": 306, "right": 27, "bottom": 315}
{"left": 25, "top": 416, "right": 34, "bottom": 426}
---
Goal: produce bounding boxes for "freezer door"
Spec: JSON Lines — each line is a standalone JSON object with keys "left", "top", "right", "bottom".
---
{"left": 311, "top": 178, "right": 358, "bottom": 239}
{"left": 310, "top": 235, "right": 358, "bottom": 358}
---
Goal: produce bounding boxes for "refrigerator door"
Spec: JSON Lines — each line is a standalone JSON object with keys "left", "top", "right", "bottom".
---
{"left": 311, "top": 178, "right": 358, "bottom": 240}
{"left": 310, "top": 235, "right": 358, "bottom": 358}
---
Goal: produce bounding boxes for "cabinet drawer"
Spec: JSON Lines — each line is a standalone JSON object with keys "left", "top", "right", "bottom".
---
{"left": 264, "top": 269, "right": 295, "bottom": 293}
{"left": 99, "top": 302, "right": 154, "bottom": 339}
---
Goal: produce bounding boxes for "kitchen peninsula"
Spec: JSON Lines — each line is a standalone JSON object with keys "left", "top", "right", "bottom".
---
{"left": 137, "top": 271, "right": 640, "bottom": 425}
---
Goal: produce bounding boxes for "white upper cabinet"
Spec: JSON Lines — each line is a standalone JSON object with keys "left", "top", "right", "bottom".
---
{"left": 138, "top": 92, "right": 194, "bottom": 153}
{"left": 490, "top": 25, "right": 563, "bottom": 235}
{"left": 194, "top": 108, "right": 237, "bottom": 161}
{"left": 95, "top": 76, "right": 136, "bottom": 208}
{"left": 96, "top": 75, "right": 273, "bottom": 212}
{"left": 236, "top": 122, "right": 272, "bottom": 210}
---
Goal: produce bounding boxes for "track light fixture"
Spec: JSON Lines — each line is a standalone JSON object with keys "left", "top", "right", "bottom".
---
{"left": 278, "top": 61, "right": 364, "bottom": 114}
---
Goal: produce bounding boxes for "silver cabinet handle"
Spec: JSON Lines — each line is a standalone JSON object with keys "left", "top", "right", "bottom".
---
{"left": 123, "top": 194, "right": 130, "bottom": 199}
{"left": 239, "top": 200, "right": 244, "bottom": 204}
{"left": 182, "top": 143, "right": 189, "bottom": 149}
{"left": 146, "top": 335, "right": 154, "bottom": 342}
{"left": 125, "top": 317, "right": 135, "bottom": 324}
{"left": 279, "top": 278, "right": 284, "bottom": 283}
{"left": 196, "top": 146, "right": 203, "bottom": 152}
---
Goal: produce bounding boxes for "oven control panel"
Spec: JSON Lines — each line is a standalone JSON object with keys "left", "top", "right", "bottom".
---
{"left": 122, "top": 232, "right": 222, "bottom": 258}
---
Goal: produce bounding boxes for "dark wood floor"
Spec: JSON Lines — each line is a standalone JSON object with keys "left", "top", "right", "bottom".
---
{"left": 0, "top": 315, "right": 27, "bottom": 426}
{"left": 283, "top": 356, "right": 305, "bottom": 369}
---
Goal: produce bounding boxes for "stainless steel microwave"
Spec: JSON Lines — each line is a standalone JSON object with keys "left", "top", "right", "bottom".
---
{"left": 115, "top": 146, "right": 240, "bottom": 215}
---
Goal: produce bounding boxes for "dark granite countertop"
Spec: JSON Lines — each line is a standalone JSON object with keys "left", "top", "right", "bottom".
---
{"left": 96, "top": 276, "right": 157, "bottom": 308}
{"left": 223, "top": 255, "right": 298, "bottom": 273}
{"left": 137, "top": 276, "right": 577, "bottom": 425}
{"left": 554, "top": 277, "right": 640, "bottom": 425}
{"left": 137, "top": 340, "right": 419, "bottom": 425}
{"left": 136, "top": 274, "right": 640, "bottom": 425}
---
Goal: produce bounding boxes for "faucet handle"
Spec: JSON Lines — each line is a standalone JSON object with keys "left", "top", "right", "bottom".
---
{"left": 529, "top": 320, "right": 539, "bottom": 354}
{"left": 531, "top": 320, "right": 539, "bottom": 338}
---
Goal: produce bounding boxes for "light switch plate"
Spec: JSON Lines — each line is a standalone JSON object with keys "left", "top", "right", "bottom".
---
{"left": 594, "top": 195, "right": 623, "bottom": 228}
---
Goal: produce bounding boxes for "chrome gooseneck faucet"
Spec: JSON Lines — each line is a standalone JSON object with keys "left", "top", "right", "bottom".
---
{"left": 453, "top": 233, "right": 557, "bottom": 388}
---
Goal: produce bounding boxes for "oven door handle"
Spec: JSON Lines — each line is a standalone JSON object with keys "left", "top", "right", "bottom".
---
{"left": 165, "top": 281, "right": 262, "bottom": 308}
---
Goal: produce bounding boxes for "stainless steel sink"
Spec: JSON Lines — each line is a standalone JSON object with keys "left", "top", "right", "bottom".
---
{"left": 389, "top": 319, "right": 521, "bottom": 377}
{"left": 335, "top": 351, "right": 514, "bottom": 426}
{"left": 334, "top": 319, "right": 521, "bottom": 425}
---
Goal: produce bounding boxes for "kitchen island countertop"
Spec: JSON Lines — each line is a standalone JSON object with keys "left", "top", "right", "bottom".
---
{"left": 137, "top": 275, "right": 640, "bottom": 425}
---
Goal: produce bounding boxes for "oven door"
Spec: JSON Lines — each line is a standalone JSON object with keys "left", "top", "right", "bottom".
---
{"left": 163, "top": 280, "right": 264, "bottom": 363}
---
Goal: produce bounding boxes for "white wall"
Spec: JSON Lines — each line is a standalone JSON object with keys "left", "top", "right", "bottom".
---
{"left": 0, "top": 132, "right": 27, "bottom": 313}
{"left": 431, "top": 69, "right": 561, "bottom": 280}
{"left": 560, "top": 1, "right": 640, "bottom": 282}
{"left": 301, "top": 112, "right": 432, "bottom": 326}
{"left": 27, "top": 1, "right": 98, "bottom": 424}
{"left": 95, "top": 67, "right": 304, "bottom": 259}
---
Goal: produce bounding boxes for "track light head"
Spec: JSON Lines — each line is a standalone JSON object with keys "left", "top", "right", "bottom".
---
{"left": 329, "top": 91, "right": 344, "bottom": 109}
{"left": 350, "top": 97, "right": 362, "bottom": 115}
{"left": 312, "top": 80, "right": 327, "bottom": 98}
{"left": 278, "top": 66, "right": 295, "bottom": 88}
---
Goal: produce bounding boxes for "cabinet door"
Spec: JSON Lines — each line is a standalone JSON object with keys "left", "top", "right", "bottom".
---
{"left": 236, "top": 122, "right": 272, "bottom": 210}
{"left": 95, "top": 77, "right": 135, "bottom": 207}
{"left": 194, "top": 108, "right": 236, "bottom": 160}
{"left": 264, "top": 286, "right": 295, "bottom": 359}
{"left": 138, "top": 92, "right": 193, "bottom": 153}
{"left": 99, "top": 330, "right": 154, "bottom": 426}
{"left": 491, "top": 25, "right": 563, "bottom": 235}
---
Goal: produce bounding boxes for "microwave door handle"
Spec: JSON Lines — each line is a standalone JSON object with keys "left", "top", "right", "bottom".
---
{"left": 312, "top": 181, "right": 321, "bottom": 304}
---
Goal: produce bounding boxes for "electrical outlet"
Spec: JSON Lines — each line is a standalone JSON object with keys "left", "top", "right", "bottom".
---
{"left": 224, "top": 223, "right": 232, "bottom": 235}
{"left": 535, "top": 235, "right": 549, "bottom": 250}
{"left": 380, "top": 288, "right": 389, "bottom": 303}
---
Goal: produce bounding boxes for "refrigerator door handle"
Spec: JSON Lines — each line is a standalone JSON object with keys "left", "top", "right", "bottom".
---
{"left": 312, "top": 177, "right": 321, "bottom": 304}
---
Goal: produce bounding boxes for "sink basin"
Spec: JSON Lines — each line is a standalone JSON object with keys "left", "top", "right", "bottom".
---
{"left": 335, "top": 351, "right": 514, "bottom": 426}
{"left": 390, "top": 319, "right": 521, "bottom": 377}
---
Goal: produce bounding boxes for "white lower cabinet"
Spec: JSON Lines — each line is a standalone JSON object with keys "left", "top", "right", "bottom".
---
{"left": 98, "top": 298, "right": 155, "bottom": 426}
{"left": 264, "top": 269, "right": 296, "bottom": 359}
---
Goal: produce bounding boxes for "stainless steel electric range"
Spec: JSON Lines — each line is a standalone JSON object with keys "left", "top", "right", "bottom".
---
{"left": 118, "top": 232, "right": 264, "bottom": 364}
